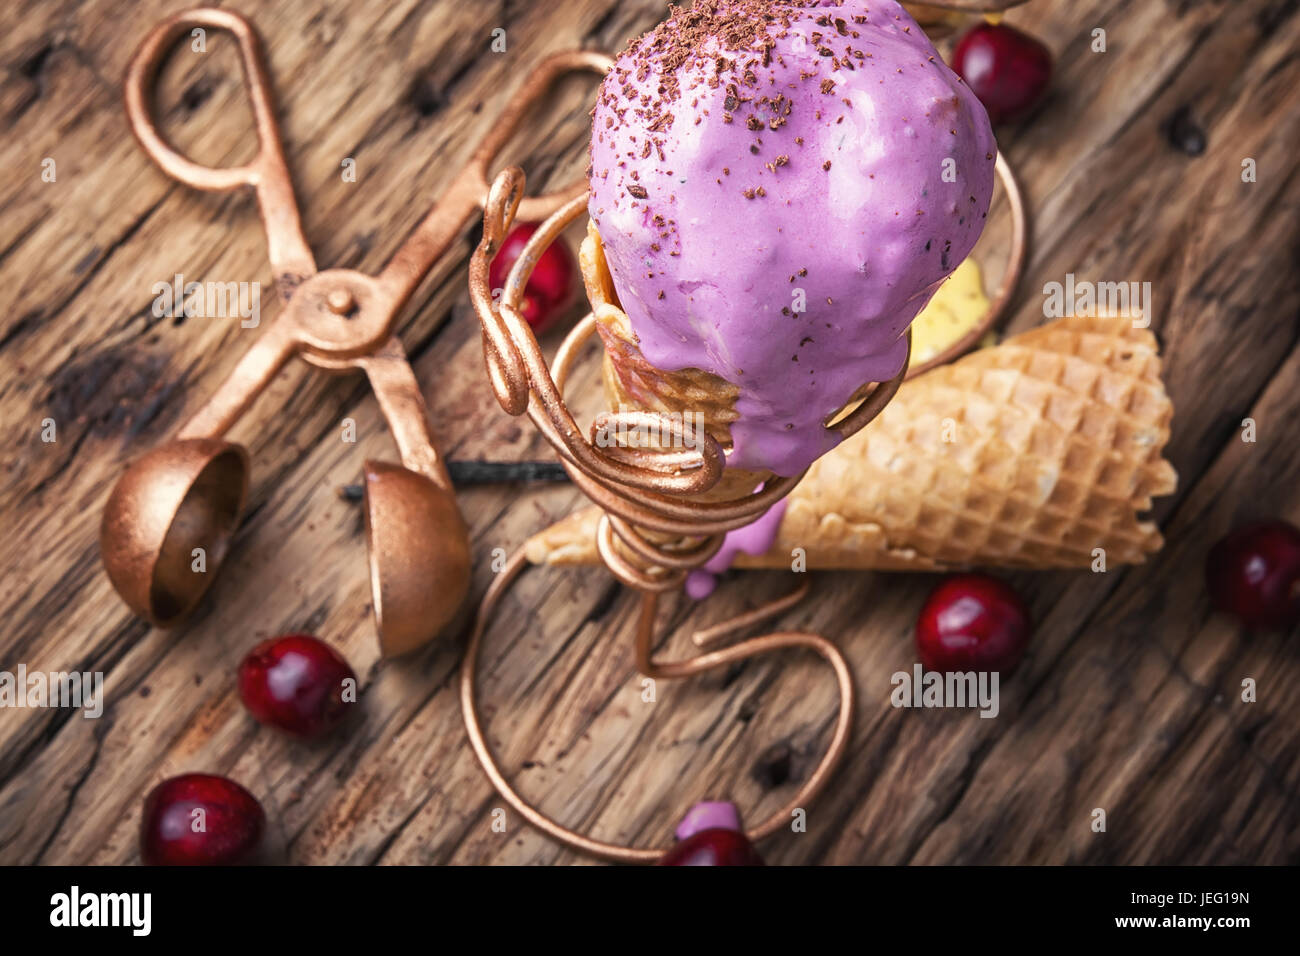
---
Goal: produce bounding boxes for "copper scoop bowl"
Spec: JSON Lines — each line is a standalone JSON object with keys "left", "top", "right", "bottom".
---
{"left": 102, "top": 7, "right": 610, "bottom": 654}
{"left": 102, "top": 438, "right": 249, "bottom": 629}
{"left": 100, "top": 338, "right": 473, "bottom": 656}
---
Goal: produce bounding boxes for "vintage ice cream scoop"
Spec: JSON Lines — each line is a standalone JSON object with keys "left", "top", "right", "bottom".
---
{"left": 100, "top": 7, "right": 610, "bottom": 655}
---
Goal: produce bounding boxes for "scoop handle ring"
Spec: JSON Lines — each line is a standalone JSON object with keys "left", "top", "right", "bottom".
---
{"left": 123, "top": 7, "right": 316, "bottom": 294}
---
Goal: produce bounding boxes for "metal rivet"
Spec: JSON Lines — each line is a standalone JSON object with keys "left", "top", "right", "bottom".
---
{"left": 326, "top": 289, "right": 355, "bottom": 315}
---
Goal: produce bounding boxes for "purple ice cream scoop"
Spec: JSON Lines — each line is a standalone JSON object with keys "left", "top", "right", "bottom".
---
{"left": 588, "top": 0, "right": 996, "bottom": 476}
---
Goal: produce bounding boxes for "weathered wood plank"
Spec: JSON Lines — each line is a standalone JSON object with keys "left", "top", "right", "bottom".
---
{"left": 1, "top": 0, "right": 1297, "bottom": 865}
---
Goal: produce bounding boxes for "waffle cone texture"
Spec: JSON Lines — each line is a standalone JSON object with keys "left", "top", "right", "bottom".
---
{"left": 528, "top": 310, "right": 1178, "bottom": 571}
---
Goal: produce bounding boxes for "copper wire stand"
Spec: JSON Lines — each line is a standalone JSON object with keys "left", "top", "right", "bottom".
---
{"left": 462, "top": 170, "right": 909, "bottom": 863}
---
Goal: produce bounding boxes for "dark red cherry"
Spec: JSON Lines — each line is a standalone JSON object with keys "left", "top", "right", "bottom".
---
{"left": 140, "top": 773, "right": 265, "bottom": 866}
{"left": 238, "top": 634, "right": 355, "bottom": 738}
{"left": 657, "top": 828, "right": 765, "bottom": 866}
{"left": 1206, "top": 520, "right": 1300, "bottom": 630}
{"left": 952, "top": 22, "right": 1052, "bottom": 125}
{"left": 916, "top": 574, "right": 1031, "bottom": 674}
{"left": 488, "top": 222, "right": 579, "bottom": 333}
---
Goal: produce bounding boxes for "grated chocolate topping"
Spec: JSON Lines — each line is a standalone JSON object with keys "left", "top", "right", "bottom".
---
{"left": 591, "top": 0, "right": 865, "bottom": 211}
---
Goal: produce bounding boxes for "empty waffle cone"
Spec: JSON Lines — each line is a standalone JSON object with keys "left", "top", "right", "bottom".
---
{"left": 527, "top": 314, "right": 1178, "bottom": 571}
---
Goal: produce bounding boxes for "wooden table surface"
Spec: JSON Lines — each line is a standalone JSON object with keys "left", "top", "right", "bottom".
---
{"left": 2, "top": 0, "right": 1298, "bottom": 866}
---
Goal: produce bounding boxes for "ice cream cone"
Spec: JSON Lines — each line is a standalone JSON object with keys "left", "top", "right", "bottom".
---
{"left": 584, "top": 1, "right": 999, "bottom": 490}
{"left": 581, "top": 221, "right": 770, "bottom": 502}
{"left": 527, "top": 314, "right": 1177, "bottom": 571}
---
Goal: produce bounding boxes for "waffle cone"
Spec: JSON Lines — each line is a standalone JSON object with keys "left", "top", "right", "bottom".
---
{"left": 580, "top": 221, "right": 767, "bottom": 501}
{"left": 527, "top": 314, "right": 1177, "bottom": 571}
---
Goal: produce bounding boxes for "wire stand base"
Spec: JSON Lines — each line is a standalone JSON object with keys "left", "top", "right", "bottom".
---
{"left": 459, "top": 549, "right": 854, "bottom": 863}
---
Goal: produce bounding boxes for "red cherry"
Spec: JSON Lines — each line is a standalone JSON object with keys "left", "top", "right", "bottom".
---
{"left": 488, "top": 222, "right": 578, "bottom": 333}
{"left": 951, "top": 22, "right": 1052, "bottom": 125}
{"left": 238, "top": 634, "right": 355, "bottom": 738}
{"left": 916, "top": 574, "right": 1031, "bottom": 674}
{"left": 1206, "top": 520, "right": 1300, "bottom": 630}
{"left": 140, "top": 773, "right": 265, "bottom": 866}
{"left": 657, "top": 828, "right": 765, "bottom": 866}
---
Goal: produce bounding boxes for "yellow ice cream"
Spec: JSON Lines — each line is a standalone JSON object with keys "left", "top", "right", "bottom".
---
{"left": 908, "top": 257, "right": 989, "bottom": 367}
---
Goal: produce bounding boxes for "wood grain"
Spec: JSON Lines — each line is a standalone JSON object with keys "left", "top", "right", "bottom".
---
{"left": 0, "top": 0, "right": 1297, "bottom": 865}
